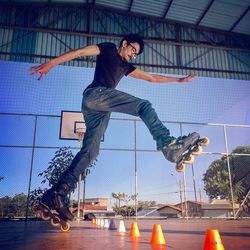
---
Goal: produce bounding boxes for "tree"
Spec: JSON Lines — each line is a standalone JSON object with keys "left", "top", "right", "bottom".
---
{"left": 29, "top": 188, "right": 46, "bottom": 206}
{"left": 29, "top": 147, "right": 73, "bottom": 204}
{"left": 0, "top": 196, "right": 12, "bottom": 217}
{"left": 111, "top": 192, "right": 137, "bottom": 216}
{"left": 120, "top": 205, "right": 135, "bottom": 217}
{"left": 38, "top": 147, "right": 75, "bottom": 187}
{"left": 12, "top": 193, "right": 29, "bottom": 217}
{"left": 0, "top": 193, "right": 32, "bottom": 218}
{"left": 111, "top": 193, "right": 158, "bottom": 217}
{"left": 203, "top": 146, "right": 250, "bottom": 203}
{"left": 111, "top": 192, "right": 126, "bottom": 214}
{"left": 137, "top": 200, "right": 157, "bottom": 211}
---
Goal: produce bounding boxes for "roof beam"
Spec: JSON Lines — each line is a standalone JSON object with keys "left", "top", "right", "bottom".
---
{"left": 1, "top": 24, "right": 249, "bottom": 51}
{"left": 1, "top": 1, "right": 250, "bottom": 39}
{"left": 162, "top": 0, "right": 174, "bottom": 19}
{"left": 127, "top": 0, "right": 134, "bottom": 13}
{"left": 196, "top": 0, "right": 215, "bottom": 25}
{"left": 86, "top": 0, "right": 95, "bottom": 4}
{"left": 229, "top": 6, "right": 250, "bottom": 32}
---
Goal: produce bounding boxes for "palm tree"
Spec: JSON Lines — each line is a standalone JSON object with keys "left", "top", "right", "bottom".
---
{"left": 111, "top": 192, "right": 126, "bottom": 209}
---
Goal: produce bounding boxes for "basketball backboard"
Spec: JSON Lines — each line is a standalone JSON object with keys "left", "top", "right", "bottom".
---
{"left": 59, "top": 110, "right": 86, "bottom": 140}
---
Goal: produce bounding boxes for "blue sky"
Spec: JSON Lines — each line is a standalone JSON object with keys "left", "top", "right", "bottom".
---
{"left": 0, "top": 60, "right": 250, "bottom": 206}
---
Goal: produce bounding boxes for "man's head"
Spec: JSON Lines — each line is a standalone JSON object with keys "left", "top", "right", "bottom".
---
{"left": 119, "top": 34, "right": 144, "bottom": 62}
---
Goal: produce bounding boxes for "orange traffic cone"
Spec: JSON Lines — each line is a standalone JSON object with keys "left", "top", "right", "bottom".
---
{"left": 130, "top": 222, "right": 141, "bottom": 238}
{"left": 150, "top": 224, "right": 166, "bottom": 245}
{"left": 204, "top": 229, "right": 225, "bottom": 250}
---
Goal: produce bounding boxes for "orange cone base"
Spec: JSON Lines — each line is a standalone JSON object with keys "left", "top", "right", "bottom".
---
{"left": 150, "top": 224, "right": 166, "bottom": 245}
{"left": 204, "top": 229, "right": 225, "bottom": 250}
{"left": 130, "top": 222, "right": 141, "bottom": 238}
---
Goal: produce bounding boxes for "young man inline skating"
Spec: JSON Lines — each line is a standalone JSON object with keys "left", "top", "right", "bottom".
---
{"left": 30, "top": 34, "right": 204, "bottom": 230}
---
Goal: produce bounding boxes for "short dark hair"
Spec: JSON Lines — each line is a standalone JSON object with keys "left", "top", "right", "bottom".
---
{"left": 119, "top": 34, "right": 144, "bottom": 55}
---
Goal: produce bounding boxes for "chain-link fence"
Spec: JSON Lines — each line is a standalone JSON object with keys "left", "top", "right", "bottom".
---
{"left": 1, "top": 112, "right": 249, "bottom": 220}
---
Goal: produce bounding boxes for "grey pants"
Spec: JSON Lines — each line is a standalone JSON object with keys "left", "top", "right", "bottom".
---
{"left": 59, "top": 87, "right": 171, "bottom": 187}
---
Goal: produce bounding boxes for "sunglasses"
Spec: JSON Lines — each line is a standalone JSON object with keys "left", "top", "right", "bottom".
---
{"left": 128, "top": 42, "right": 139, "bottom": 59}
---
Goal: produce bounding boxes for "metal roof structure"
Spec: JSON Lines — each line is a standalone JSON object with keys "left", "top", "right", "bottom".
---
{"left": 2, "top": 0, "right": 249, "bottom": 35}
{"left": 98, "top": 0, "right": 250, "bottom": 36}
{"left": 0, "top": 0, "right": 250, "bottom": 79}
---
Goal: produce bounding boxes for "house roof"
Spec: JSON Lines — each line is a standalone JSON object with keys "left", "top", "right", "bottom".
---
{"left": 175, "top": 200, "right": 208, "bottom": 206}
{"left": 138, "top": 205, "right": 182, "bottom": 216}
{"left": 202, "top": 199, "right": 239, "bottom": 209}
{"left": 158, "top": 204, "right": 182, "bottom": 212}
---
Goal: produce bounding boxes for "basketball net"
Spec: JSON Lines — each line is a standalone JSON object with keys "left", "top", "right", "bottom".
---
{"left": 76, "top": 128, "right": 85, "bottom": 141}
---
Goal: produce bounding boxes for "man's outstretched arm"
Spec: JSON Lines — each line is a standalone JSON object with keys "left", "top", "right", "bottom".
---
{"left": 129, "top": 68, "right": 197, "bottom": 83}
{"left": 29, "top": 45, "right": 100, "bottom": 80}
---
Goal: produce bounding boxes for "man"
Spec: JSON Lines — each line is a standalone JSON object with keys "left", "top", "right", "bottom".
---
{"left": 30, "top": 34, "right": 198, "bottom": 223}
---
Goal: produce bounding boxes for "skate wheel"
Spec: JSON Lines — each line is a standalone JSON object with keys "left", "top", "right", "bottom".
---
{"left": 51, "top": 215, "right": 60, "bottom": 227}
{"left": 192, "top": 146, "right": 202, "bottom": 156}
{"left": 41, "top": 209, "right": 51, "bottom": 221}
{"left": 183, "top": 155, "right": 195, "bottom": 164}
{"left": 176, "top": 163, "right": 186, "bottom": 172}
{"left": 61, "top": 222, "right": 71, "bottom": 232}
{"left": 200, "top": 137, "right": 209, "bottom": 146}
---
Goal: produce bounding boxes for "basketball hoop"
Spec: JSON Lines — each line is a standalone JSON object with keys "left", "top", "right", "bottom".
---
{"left": 76, "top": 128, "right": 85, "bottom": 141}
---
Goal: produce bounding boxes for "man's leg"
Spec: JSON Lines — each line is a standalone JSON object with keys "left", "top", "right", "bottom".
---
{"left": 82, "top": 87, "right": 200, "bottom": 163}
{"left": 66, "top": 110, "right": 111, "bottom": 178}
{"left": 42, "top": 109, "right": 110, "bottom": 220}
{"left": 82, "top": 87, "right": 175, "bottom": 149}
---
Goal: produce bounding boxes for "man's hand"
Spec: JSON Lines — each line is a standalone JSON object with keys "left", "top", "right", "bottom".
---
{"left": 179, "top": 74, "right": 198, "bottom": 83}
{"left": 29, "top": 61, "right": 55, "bottom": 81}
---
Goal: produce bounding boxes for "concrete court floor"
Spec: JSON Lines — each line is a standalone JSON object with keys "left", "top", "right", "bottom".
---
{"left": 0, "top": 219, "right": 250, "bottom": 250}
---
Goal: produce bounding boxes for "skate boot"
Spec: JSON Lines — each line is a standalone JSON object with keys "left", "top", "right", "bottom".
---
{"left": 161, "top": 132, "right": 200, "bottom": 162}
{"left": 161, "top": 132, "right": 209, "bottom": 172}
{"left": 43, "top": 184, "right": 74, "bottom": 221}
{"left": 33, "top": 184, "right": 74, "bottom": 232}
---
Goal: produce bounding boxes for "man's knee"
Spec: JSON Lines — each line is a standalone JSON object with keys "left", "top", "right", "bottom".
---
{"left": 82, "top": 97, "right": 95, "bottom": 110}
{"left": 88, "top": 147, "right": 99, "bottom": 162}
{"left": 83, "top": 139, "right": 100, "bottom": 162}
{"left": 138, "top": 100, "right": 153, "bottom": 115}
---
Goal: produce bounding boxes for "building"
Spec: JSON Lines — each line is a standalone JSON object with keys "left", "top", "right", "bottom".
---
{"left": 71, "top": 198, "right": 115, "bottom": 220}
{"left": 137, "top": 205, "right": 182, "bottom": 218}
{"left": 175, "top": 201, "right": 207, "bottom": 217}
{"left": 81, "top": 198, "right": 108, "bottom": 208}
{"left": 157, "top": 205, "right": 182, "bottom": 218}
{"left": 201, "top": 199, "right": 239, "bottom": 218}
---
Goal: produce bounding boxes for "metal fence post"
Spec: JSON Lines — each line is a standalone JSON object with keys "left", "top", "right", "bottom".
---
{"left": 223, "top": 125, "right": 236, "bottom": 218}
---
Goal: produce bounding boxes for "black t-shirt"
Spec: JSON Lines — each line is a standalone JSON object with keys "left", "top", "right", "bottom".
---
{"left": 86, "top": 42, "right": 136, "bottom": 89}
